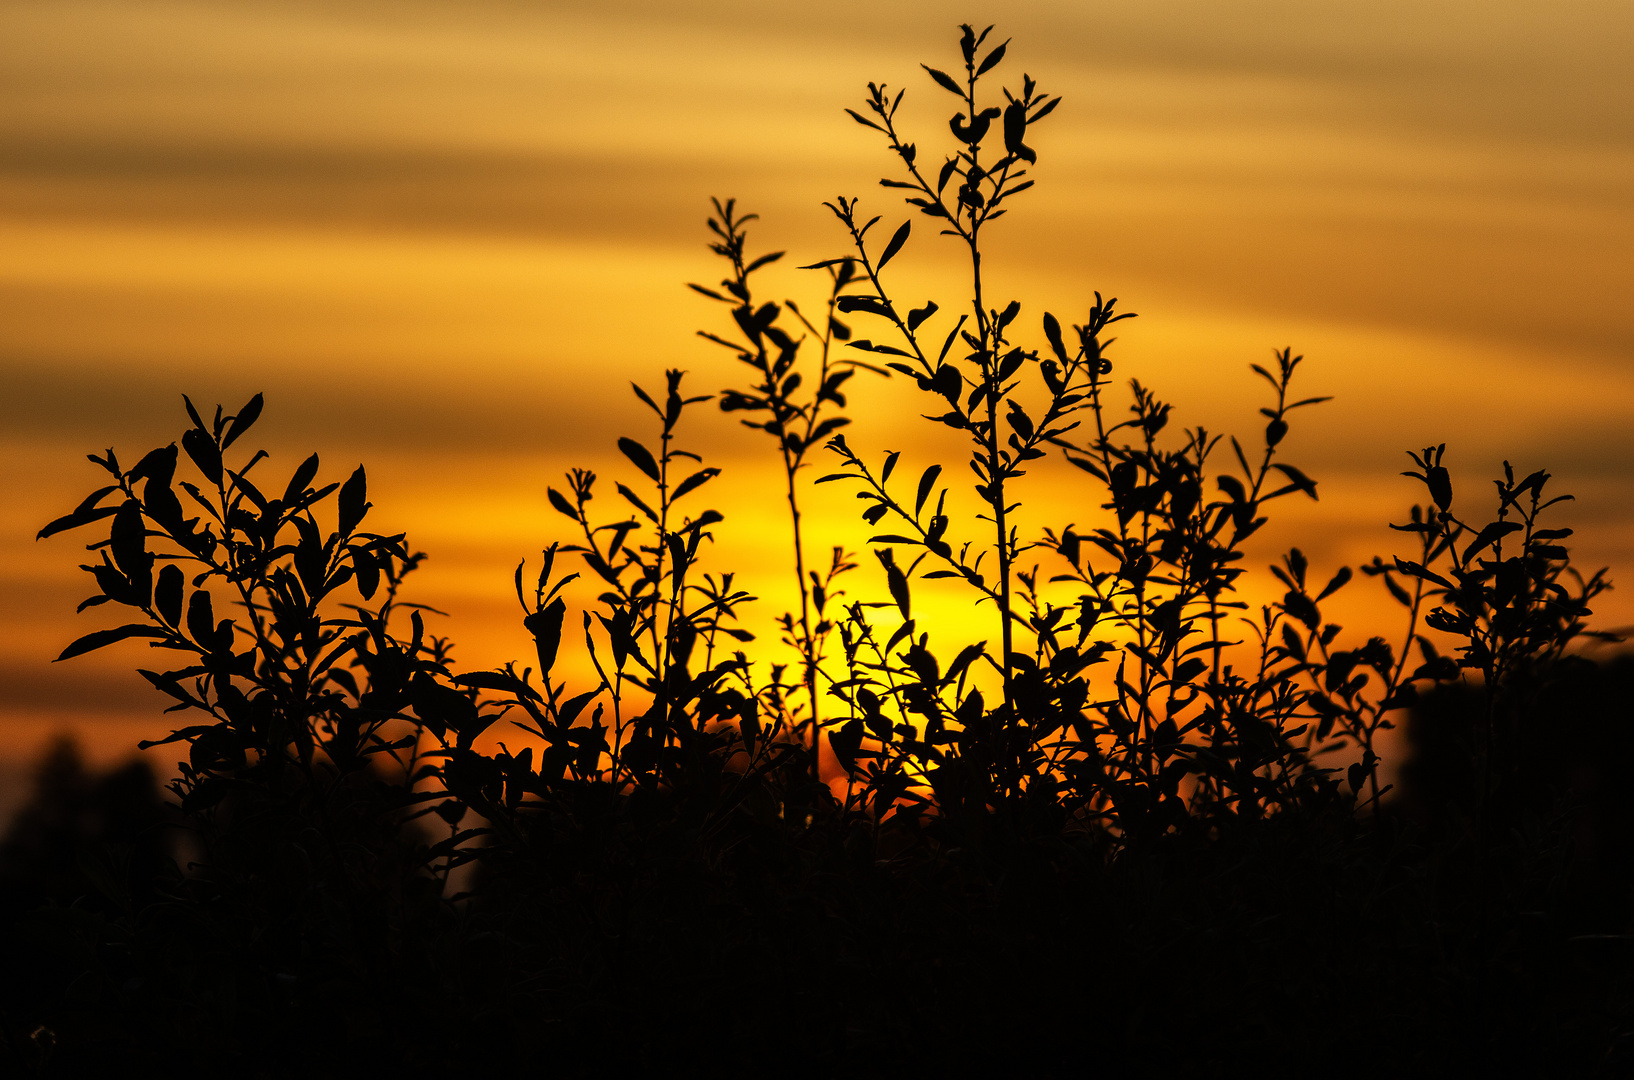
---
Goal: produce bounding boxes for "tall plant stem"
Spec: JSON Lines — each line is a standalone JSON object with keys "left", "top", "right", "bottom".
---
{"left": 779, "top": 435, "right": 821, "bottom": 789}
{"left": 961, "top": 93, "right": 1016, "bottom": 774}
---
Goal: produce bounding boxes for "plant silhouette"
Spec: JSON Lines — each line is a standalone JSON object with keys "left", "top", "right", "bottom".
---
{"left": 9, "top": 23, "right": 1631, "bottom": 1076}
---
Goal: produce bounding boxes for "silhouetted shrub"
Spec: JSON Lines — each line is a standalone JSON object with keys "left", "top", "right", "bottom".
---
{"left": 12, "top": 23, "right": 1631, "bottom": 1076}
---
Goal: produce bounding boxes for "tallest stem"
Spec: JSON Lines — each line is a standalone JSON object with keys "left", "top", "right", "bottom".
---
{"left": 964, "top": 94, "right": 1016, "bottom": 792}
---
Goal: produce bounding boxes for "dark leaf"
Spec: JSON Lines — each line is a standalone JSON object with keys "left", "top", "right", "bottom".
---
{"left": 1315, "top": 566, "right": 1352, "bottom": 602}
{"left": 617, "top": 484, "right": 658, "bottom": 523}
{"left": 845, "top": 108, "right": 885, "bottom": 133}
{"left": 338, "top": 466, "right": 370, "bottom": 535}
{"left": 922, "top": 65, "right": 964, "bottom": 95}
{"left": 524, "top": 598, "right": 567, "bottom": 675}
{"left": 56, "top": 624, "right": 169, "bottom": 662}
{"left": 110, "top": 500, "right": 149, "bottom": 583}
{"left": 181, "top": 428, "right": 222, "bottom": 485}
{"left": 1271, "top": 463, "right": 1318, "bottom": 500}
{"left": 1001, "top": 99, "right": 1035, "bottom": 163}
{"left": 187, "top": 589, "right": 216, "bottom": 646}
{"left": 1393, "top": 557, "right": 1453, "bottom": 590}
{"left": 221, "top": 393, "right": 264, "bottom": 449}
{"left": 877, "top": 220, "right": 911, "bottom": 271}
{"left": 155, "top": 564, "right": 184, "bottom": 627}
{"left": 1427, "top": 465, "right": 1452, "bottom": 512}
{"left": 617, "top": 437, "right": 661, "bottom": 482}
{"left": 976, "top": 39, "right": 1008, "bottom": 75}
{"left": 38, "top": 487, "right": 121, "bottom": 540}
{"left": 283, "top": 452, "right": 321, "bottom": 505}
{"left": 915, "top": 465, "right": 942, "bottom": 516}
{"left": 1462, "top": 520, "right": 1523, "bottom": 564}
{"left": 548, "top": 487, "right": 578, "bottom": 520}
{"left": 672, "top": 468, "right": 720, "bottom": 500}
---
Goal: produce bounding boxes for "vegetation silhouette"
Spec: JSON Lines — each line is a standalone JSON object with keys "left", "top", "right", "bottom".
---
{"left": 7, "top": 23, "right": 1631, "bottom": 1076}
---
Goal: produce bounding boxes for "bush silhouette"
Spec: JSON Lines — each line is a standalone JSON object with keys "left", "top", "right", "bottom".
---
{"left": 10, "top": 24, "right": 1631, "bottom": 1076}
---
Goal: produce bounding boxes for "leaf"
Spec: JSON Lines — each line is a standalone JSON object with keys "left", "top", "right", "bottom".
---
{"left": 56, "top": 624, "right": 169, "bottom": 662}
{"left": 37, "top": 486, "right": 121, "bottom": 540}
{"left": 182, "top": 394, "right": 207, "bottom": 432}
{"left": 129, "top": 445, "right": 178, "bottom": 484}
{"left": 283, "top": 452, "right": 321, "bottom": 505}
{"left": 547, "top": 487, "right": 579, "bottom": 520}
{"left": 1271, "top": 463, "right": 1318, "bottom": 500}
{"left": 617, "top": 437, "right": 661, "bottom": 482}
{"left": 1042, "top": 312, "right": 1068, "bottom": 363}
{"left": 353, "top": 547, "right": 380, "bottom": 600}
{"left": 221, "top": 393, "right": 264, "bottom": 449}
{"left": 110, "top": 500, "right": 148, "bottom": 583}
{"left": 1462, "top": 520, "right": 1523, "bottom": 564}
{"left": 1066, "top": 456, "right": 1106, "bottom": 482}
{"left": 915, "top": 465, "right": 942, "bottom": 516}
{"left": 876, "top": 549, "right": 911, "bottom": 620}
{"left": 835, "top": 295, "right": 891, "bottom": 318}
{"left": 908, "top": 302, "right": 939, "bottom": 331}
{"left": 845, "top": 108, "right": 885, "bottom": 133}
{"left": 1381, "top": 571, "right": 1412, "bottom": 607}
{"left": 1426, "top": 465, "right": 1452, "bottom": 512}
{"left": 1006, "top": 400, "right": 1034, "bottom": 441}
{"left": 1393, "top": 557, "right": 1453, "bottom": 590}
{"left": 524, "top": 598, "right": 567, "bottom": 675}
{"left": 672, "top": 468, "right": 720, "bottom": 500}
{"left": 922, "top": 65, "right": 963, "bottom": 95}
{"left": 181, "top": 428, "right": 222, "bottom": 485}
{"left": 187, "top": 589, "right": 216, "bottom": 646}
{"left": 559, "top": 688, "right": 601, "bottom": 726}
{"left": 1281, "top": 622, "right": 1306, "bottom": 661}
{"left": 155, "top": 564, "right": 184, "bottom": 627}
{"left": 455, "top": 670, "right": 533, "bottom": 698}
{"left": 338, "top": 465, "right": 370, "bottom": 535}
{"left": 877, "top": 220, "right": 911, "bottom": 271}
{"left": 616, "top": 483, "right": 658, "bottom": 523}
{"left": 1316, "top": 566, "right": 1353, "bottom": 602}
{"left": 975, "top": 39, "right": 1008, "bottom": 75}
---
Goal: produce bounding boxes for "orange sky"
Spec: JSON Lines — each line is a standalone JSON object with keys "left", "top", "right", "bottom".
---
{"left": 2, "top": 0, "right": 1631, "bottom": 792}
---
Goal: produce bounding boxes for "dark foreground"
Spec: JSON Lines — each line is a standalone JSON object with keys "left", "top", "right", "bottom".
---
{"left": 4, "top": 663, "right": 1633, "bottom": 1077}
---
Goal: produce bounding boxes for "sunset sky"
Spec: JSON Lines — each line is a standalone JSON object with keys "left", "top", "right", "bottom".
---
{"left": 2, "top": 0, "right": 1631, "bottom": 796}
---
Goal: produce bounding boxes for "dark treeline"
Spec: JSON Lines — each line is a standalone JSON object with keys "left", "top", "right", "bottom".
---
{"left": 6, "top": 25, "right": 1631, "bottom": 1076}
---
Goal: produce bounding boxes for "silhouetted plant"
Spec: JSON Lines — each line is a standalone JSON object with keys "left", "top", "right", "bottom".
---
{"left": 788, "top": 25, "right": 1423, "bottom": 860}
{"left": 694, "top": 198, "right": 883, "bottom": 797}
{"left": 17, "top": 21, "right": 1631, "bottom": 1076}
{"left": 27, "top": 397, "right": 494, "bottom": 1069}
